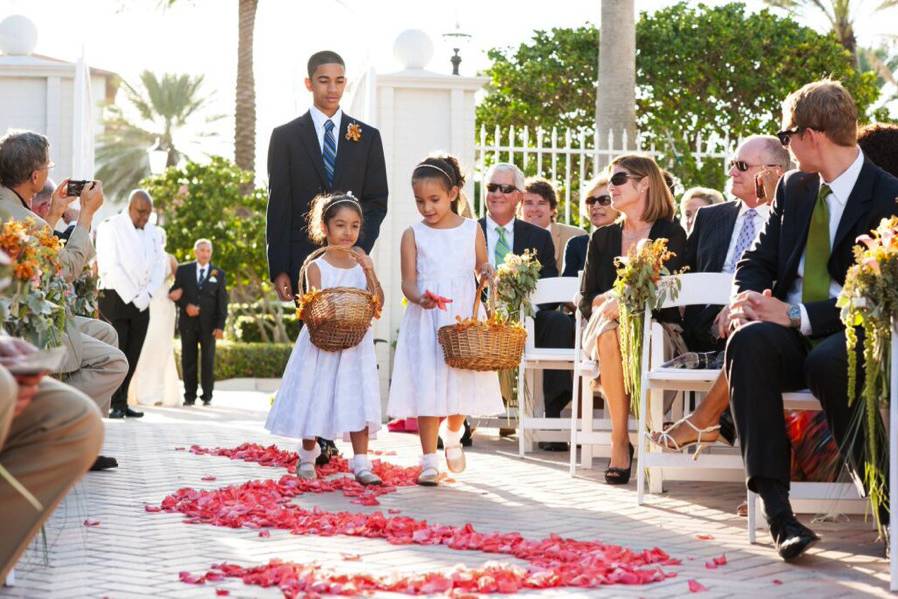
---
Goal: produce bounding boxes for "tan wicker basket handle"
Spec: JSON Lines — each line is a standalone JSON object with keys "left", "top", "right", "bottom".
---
{"left": 297, "top": 246, "right": 380, "bottom": 295}
{"left": 470, "top": 276, "right": 496, "bottom": 320}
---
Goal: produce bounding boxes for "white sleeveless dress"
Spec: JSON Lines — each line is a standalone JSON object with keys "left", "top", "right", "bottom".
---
{"left": 265, "top": 258, "right": 381, "bottom": 440}
{"left": 387, "top": 219, "right": 504, "bottom": 418}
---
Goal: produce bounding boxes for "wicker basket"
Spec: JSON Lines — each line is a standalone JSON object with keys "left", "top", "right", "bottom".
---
{"left": 437, "top": 280, "right": 526, "bottom": 371}
{"left": 297, "top": 246, "right": 380, "bottom": 352}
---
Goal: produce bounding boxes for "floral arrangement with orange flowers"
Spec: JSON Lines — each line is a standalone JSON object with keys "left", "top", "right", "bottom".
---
{"left": 0, "top": 218, "right": 67, "bottom": 348}
{"left": 836, "top": 215, "right": 898, "bottom": 536}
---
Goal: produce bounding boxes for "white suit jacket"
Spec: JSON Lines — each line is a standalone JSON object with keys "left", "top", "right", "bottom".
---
{"left": 95, "top": 212, "right": 165, "bottom": 311}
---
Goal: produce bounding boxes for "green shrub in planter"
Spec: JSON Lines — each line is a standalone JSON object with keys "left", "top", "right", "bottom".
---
{"left": 175, "top": 341, "right": 293, "bottom": 379}
{"left": 233, "top": 313, "right": 301, "bottom": 343}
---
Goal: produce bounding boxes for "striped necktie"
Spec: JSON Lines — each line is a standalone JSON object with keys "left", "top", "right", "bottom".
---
{"left": 495, "top": 226, "right": 511, "bottom": 265}
{"left": 323, "top": 119, "right": 336, "bottom": 187}
{"left": 803, "top": 184, "right": 832, "bottom": 304}
{"left": 198, "top": 266, "right": 207, "bottom": 288}
{"left": 724, "top": 208, "right": 757, "bottom": 273}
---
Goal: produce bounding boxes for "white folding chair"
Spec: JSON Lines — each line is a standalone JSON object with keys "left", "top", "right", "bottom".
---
{"left": 635, "top": 272, "right": 735, "bottom": 501}
{"left": 516, "top": 277, "right": 580, "bottom": 457}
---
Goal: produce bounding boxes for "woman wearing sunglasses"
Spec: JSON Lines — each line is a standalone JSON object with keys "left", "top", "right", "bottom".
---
{"left": 578, "top": 154, "right": 686, "bottom": 485}
{"left": 561, "top": 175, "right": 620, "bottom": 277}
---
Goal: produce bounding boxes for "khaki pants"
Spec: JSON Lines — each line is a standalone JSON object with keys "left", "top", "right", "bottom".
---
{"left": 62, "top": 317, "right": 128, "bottom": 416}
{"left": 0, "top": 371, "right": 103, "bottom": 580}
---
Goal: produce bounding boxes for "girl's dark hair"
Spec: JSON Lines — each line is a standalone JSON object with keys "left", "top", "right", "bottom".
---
{"left": 411, "top": 154, "right": 465, "bottom": 214}
{"left": 306, "top": 192, "right": 364, "bottom": 245}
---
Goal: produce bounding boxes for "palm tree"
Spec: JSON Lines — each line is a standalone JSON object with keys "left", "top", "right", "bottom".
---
{"left": 234, "top": 0, "right": 258, "bottom": 173}
{"left": 96, "top": 70, "right": 217, "bottom": 200}
{"left": 596, "top": 0, "right": 636, "bottom": 158}
{"left": 764, "top": 0, "right": 898, "bottom": 60}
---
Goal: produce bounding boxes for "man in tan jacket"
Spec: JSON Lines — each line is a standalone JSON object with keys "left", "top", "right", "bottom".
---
{"left": 0, "top": 335, "right": 103, "bottom": 582}
{"left": 520, "top": 177, "right": 587, "bottom": 274}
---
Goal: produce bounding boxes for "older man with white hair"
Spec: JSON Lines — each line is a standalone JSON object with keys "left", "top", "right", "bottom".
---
{"left": 96, "top": 190, "right": 165, "bottom": 419}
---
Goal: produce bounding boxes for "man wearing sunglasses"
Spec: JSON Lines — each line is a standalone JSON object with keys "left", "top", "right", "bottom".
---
{"left": 724, "top": 80, "right": 898, "bottom": 561}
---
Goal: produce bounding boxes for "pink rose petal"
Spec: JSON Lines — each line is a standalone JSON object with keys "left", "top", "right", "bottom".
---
{"left": 688, "top": 579, "right": 708, "bottom": 593}
{"left": 201, "top": 475, "right": 217, "bottom": 481}
{"left": 83, "top": 519, "right": 100, "bottom": 527}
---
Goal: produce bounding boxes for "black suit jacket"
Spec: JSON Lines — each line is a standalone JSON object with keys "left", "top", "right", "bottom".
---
{"left": 578, "top": 218, "right": 687, "bottom": 319}
{"left": 682, "top": 200, "right": 741, "bottom": 351}
{"left": 735, "top": 159, "right": 898, "bottom": 338}
{"left": 477, "top": 217, "right": 558, "bottom": 278}
{"left": 266, "top": 111, "right": 388, "bottom": 286}
{"left": 562, "top": 234, "right": 589, "bottom": 277}
{"left": 170, "top": 262, "right": 229, "bottom": 333}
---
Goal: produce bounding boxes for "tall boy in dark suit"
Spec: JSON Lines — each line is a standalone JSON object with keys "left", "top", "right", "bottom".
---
{"left": 169, "top": 239, "right": 228, "bottom": 406}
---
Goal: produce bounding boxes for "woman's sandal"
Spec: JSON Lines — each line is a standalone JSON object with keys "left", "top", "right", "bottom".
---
{"left": 354, "top": 469, "right": 383, "bottom": 486}
{"left": 604, "top": 442, "right": 634, "bottom": 485}
{"left": 649, "top": 416, "right": 722, "bottom": 460}
{"left": 444, "top": 444, "right": 466, "bottom": 473}
{"left": 417, "top": 467, "right": 440, "bottom": 486}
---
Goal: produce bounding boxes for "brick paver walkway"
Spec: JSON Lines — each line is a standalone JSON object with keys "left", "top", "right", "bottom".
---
{"left": 1, "top": 390, "right": 892, "bottom": 598}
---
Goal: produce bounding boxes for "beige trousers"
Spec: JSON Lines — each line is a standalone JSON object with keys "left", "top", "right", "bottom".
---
{"left": 0, "top": 370, "right": 103, "bottom": 580}
{"left": 60, "top": 317, "right": 128, "bottom": 416}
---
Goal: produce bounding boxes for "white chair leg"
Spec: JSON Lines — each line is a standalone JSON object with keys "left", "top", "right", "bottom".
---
{"left": 517, "top": 365, "right": 526, "bottom": 458}
{"left": 636, "top": 377, "right": 648, "bottom": 505}
{"left": 747, "top": 490, "right": 758, "bottom": 544}
{"left": 4, "top": 569, "right": 14, "bottom": 587}
{"left": 581, "top": 379, "right": 595, "bottom": 469}
{"left": 569, "top": 372, "right": 580, "bottom": 477}
{"left": 647, "top": 387, "right": 664, "bottom": 494}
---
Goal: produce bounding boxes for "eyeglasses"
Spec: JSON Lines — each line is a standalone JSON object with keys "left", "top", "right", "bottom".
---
{"left": 609, "top": 172, "right": 642, "bottom": 186}
{"left": 776, "top": 127, "right": 805, "bottom": 146}
{"left": 585, "top": 194, "right": 612, "bottom": 206}
{"left": 486, "top": 183, "right": 517, "bottom": 194}
{"left": 728, "top": 160, "right": 781, "bottom": 172}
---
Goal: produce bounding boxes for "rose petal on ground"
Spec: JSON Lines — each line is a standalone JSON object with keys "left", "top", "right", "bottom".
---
{"left": 695, "top": 534, "right": 714, "bottom": 541}
{"left": 258, "top": 530, "right": 270, "bottom": 538}
{"left": 688, "top": 579, "right": 708, "bottom": 593}
{"left": 341, "top": 554, "right": 362, "bottom": 561}
{"left": 388, "top": 508, "right": 402, "bottom": 514}
{"left": 712, "top": 554, "right": 727, "bottom": 566}
{"left": 772, "top": 579, "right": 783, "bottom": 585}
{"left": 201, "top": 475, "right": 217, "bottom": 481}
{"left": 144, "top": 505, "right": 162, "bottom": 512}
{"left": 83, "top": 519, "right": 100, "bottom": 527}
{"left": 179, "top": 571, "right": 206, "bottom": 584}
{"left": 215, "top": 589, "right": 229, "bottom": 596}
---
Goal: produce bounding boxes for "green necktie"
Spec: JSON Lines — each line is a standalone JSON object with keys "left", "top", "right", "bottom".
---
{"left": 803, "top": 183, "right": 832, "bottom": 304}
{"left": 495, "top": 226, "right": 511, "bottom": 265}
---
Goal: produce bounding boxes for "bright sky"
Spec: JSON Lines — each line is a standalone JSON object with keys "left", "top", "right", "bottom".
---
{"left": 2, "top": 0, "right": 896, "bottom": 181}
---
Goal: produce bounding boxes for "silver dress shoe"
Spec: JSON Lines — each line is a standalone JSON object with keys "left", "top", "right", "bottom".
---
{"left": 297, "top": 463, "right": 317, "bottom": 480}
{"left": 416, "top": 467, "right": 440, "bottom": 486}
{"left": 354, "top": 469, "right": 383, "bottom": 486}
{"left": 444, "top": 444, "right": 466, "bottom": 473}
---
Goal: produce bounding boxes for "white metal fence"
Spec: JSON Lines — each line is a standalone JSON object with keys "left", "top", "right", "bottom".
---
{"left": 473, "top": 126, "right": 736, "bottom": 226}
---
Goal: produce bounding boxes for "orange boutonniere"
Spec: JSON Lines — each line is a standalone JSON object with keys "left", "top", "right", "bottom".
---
{"left": 345, "top": 122, "right": 362, "bottom": 142}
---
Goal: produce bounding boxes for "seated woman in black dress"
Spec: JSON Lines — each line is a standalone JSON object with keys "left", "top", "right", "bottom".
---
{"left": 562, "top": 174, "right": 621, "bottom": 277}
{"left": 578, "top": 154, "right": 686, "bottom": 485}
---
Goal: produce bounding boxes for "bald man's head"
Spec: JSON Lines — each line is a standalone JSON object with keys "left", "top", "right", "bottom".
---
{"left": 128, "top": 189, "right": 153, "bottom": 229}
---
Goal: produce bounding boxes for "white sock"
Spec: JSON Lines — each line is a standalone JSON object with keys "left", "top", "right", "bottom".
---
{"left": 439, "top": 421, "right": 464, "bottom": 448}
{"left": 421, "top": 452, "right": 440, "bottom": 471}
{"left": 298, "top": 444, "right": 320, "bottom": 465}
{"left": 351, "top": 454, "right": 372, "bottom": 474}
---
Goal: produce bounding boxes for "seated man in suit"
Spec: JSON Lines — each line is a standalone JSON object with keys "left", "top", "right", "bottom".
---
{"left": 726, "top": 80, "right": 898, "bottom": 560}
{"left": 169, "top": 239, "right": 229, "bottom": 406}
{"left": 478, "top": 163, "right": 575, "bottom": 449}
{"left": 651, "top": 136, "right": 791, "bottom": 451}
{"left": 520, "top": 177, "right": 586, "bottom": 274}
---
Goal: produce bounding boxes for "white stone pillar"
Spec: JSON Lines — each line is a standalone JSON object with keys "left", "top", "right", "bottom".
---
{"left": 369, "top": 30, "right": 487, "bottom": 408}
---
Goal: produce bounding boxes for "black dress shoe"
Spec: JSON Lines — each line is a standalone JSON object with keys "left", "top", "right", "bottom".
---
{"left": 124, "top": 407, "right": 144, "bottom": 418}
{"left": 769, "top": 513, "right": 820, "bottom": 561}
{"left": 315, "top": 437, "right": 339, "bottom": 465}
{"left": 202, "top": 400, "right": 211, "bottom": 406}
{"left": 183, "top": 400, "right": 195, "bottom": 406}
{"left": 108, "top": 408, "right": 126, "bottom": 419}
{"left": 604, "top": 443, "right": 634, "bottom": 485}
{"left": 89, "top": 456, "right": 118, "bottom": 471}
{"left": 538, "top": 441, "right": 570, "bottom": 451}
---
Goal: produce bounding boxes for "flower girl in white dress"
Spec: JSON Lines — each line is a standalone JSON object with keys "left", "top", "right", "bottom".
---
{"left": 266, "top": 193, "right": 384, "bottom": 485}
{"left": 388, "top": 155, "right": 503, "bottom": 486}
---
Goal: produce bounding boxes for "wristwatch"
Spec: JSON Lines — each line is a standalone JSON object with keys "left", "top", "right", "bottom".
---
{"left": 787, "top": 303, "right": 802, "bottom": 328}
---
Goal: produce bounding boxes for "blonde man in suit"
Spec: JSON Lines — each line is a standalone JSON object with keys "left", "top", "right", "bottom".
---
{"left": 520, "top": 177, "right": 587, "bottom": 273}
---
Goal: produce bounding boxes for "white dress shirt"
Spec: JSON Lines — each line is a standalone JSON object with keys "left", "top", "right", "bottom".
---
{"left": 787, "top": 148, "right": 864, "bottom": 335}
{"left": 723, "top": 202, "right": 770, "bottom": 272}
{"left": 485, "top": 215, "right": 515, "bottom": 266}
{"left": 309, "top": 105, "right": 343, "bottom": 156}
{"left": 96, "top": 212, "right": 165, "bottom": 311}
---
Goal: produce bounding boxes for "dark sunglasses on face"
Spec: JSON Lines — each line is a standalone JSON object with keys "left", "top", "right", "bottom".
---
{"left": 609, "top": 171, "right": 641, "bottom": 186}
{"left": 486, "top": 183, "right": 517, "bottom": 194}
{"left": 585, "top": 194, "right": 612, "bottom": 206}
{"left": 776, "top": 127, "right": 804, "bottom": 146}
{"left": 728, "top": 160, "right": 781, "bottom": 172}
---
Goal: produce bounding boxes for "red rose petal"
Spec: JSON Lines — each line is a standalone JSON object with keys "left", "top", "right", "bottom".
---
{"left": 258, "top": 530, "right": 270, "bottom": 538}
{"left": 772, "top": 579, "right": 783, "bottom": 585}
{"left": 695, "top": 534, "right": 714, "bottom": 541}
{"left": 83, "top": 519, "right": 100, "bottom": 527}
{"left": 688, "top": 579, "right": 708, "bottom": 593}
{"left": 713, "top": 553, "right": 727, "bottom": 566}
{"left": 201, "top": 475, "right": 217, "bottom": 481}
{"left": 388, "top": 508, "right": 402, "bottom": 514}
{"left": 341, "top": 553, "right": 362, "bottom": 561}
{"left": 215, "top": 590, "right": 229, "bottom": 596}
{"left": 144, "top": 505, "right": 162, "bottom": 513}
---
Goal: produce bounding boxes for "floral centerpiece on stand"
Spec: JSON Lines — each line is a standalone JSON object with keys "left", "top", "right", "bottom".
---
{"left": 612, "top": 238, "right": 680, "bottom": 416}
{"left": 837, "top": 215, "right": 898, "bottom": 534}
{"left": 0, "top": 218, "right": 67, "bottom": 348}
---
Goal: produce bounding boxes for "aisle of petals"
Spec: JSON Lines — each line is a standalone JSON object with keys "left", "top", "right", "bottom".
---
{"left": 162, "top": 443, "right": 686, "bottom": 596}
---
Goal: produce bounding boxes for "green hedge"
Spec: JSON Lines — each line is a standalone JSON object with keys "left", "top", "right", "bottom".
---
{"left": 175, "top": 341, "right": 293, "bottom": 379}
{"left": 233, "top": 313, "right": 301, "bottom": 343}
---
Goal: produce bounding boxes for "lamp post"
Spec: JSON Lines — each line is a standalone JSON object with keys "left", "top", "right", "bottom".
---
{"left": 148, "top": 138, "right": 168, "bottom": 176}
{"left": 442, "top": 23, "right": 471, "bottom": 76}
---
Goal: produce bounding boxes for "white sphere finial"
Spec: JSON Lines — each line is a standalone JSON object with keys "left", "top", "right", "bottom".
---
{"left": 0, "top": 15, "right": 38, "bottom": 56}
{"left": 393, "top": 29, "right": 433, "bottom": 70}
